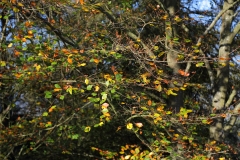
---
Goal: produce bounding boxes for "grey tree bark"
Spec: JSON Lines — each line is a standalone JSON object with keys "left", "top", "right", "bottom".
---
{"left": 210, "top": 0, "right": 240, "bottom": 141}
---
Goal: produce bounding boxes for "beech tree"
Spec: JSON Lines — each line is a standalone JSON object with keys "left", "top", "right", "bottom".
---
{"left": 0, "top": 0, "right": 240, "bottom": 159}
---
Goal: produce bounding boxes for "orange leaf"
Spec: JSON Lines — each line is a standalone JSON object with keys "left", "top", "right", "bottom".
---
{"left": 147, "top": 100, "right": 152, "bottom": 106}
{"left": 163, "top": 79, "right": 169, "bottom": 84}
{"left": 62, "top": 48, "right": 70, "bottom": 54}
{"left": 72, "top": 49, "right": 79, "bottom": 54}
{"left": 80, "top": 0, "right": 84, "bottom": 5}
{"left": 48, "top": 108, "right": 53, "bottom": 112}
{"left": 135, "top": 122, "right": 143, "bottom": 128}
{"left": 14, "top": 50, "right": 20, "bottom": 57}
{"left": 80, "top": 49, "right": 84, "bottom": 53}
{"left": 67, "top": 58, "right": 73, "bottom": 64}
{"left": 93, "top": 58, "right": 100, "bottom": 64}
{"left": 15, "top": 73, "right": 22, "bottom": 79}
{"left": 178, "top": 69, "right": 190, "bottom": 77}
{"left": 53, "top": 88, "right": 62, "bottom": 92}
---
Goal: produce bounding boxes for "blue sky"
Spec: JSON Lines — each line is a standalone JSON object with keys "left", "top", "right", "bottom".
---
{"left": 198, "top": 0, "right": 211, "bottom": 10}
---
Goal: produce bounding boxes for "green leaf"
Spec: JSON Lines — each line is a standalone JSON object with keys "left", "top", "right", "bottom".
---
{"left": 60, "top": 95, "right": 64, "bottom": 100}
{"left": 115, "top": 73, "right": 122, "bottom": 81}
{"left": 51, "top": 61, "right": 57, "bottom": 66}
{"left": 105, "top": 81, "right": 110, "bottom": 87}
{"left": 87, "top": 85, "right": 93, "bottom": 90}
{"left": 141, "top": 106, "right": 149, "bottom": 111}
{"left": 54, "top": 84, "right": 61, "bottom": 88}
{"left": 42, "top": 112, "right": 48, "bottom": 116}
{"left": 71, "top": 134, "right": 79, "bottom": 140}
{"left": 101, "top": 92, "right": 107, "bottom": 100}
{"left": 202, "top": 119, "right": 207, "bottom": 124}
{"left": 44, "top": 91, "right": 52, "bottom": 99}
{"left": 102, "top": 108, "right": 109, "bottom": 113}
{"left": 184, "top": 39, "right": 191, "bottom": 43}
{"left": 66, "top": 87, "right": 73, "bottom": 95}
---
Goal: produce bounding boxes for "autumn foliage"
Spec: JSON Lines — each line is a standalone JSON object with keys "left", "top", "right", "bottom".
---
{"left": 0, "top": 0, "right": 240, "bottom": 160}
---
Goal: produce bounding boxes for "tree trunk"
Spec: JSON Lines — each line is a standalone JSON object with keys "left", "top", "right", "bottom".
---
{"left": 210, "top": 0, "right": 236, "bottom": 141}
{"left": 163, "top": 0, "right": 183, "bottom": 113}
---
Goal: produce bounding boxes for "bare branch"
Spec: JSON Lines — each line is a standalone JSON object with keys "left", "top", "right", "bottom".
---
{"left": 185, "top": 0, "right": 240, "bottom": 74}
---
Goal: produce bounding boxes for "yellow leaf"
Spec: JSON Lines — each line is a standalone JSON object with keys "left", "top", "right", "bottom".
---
{"left": 182, "top": 136, "right": 188, "bottom": 140}
{"left": 166, "top": 111, "right": 172, "bottom": 115}
{"left": 153, "top": 80, "right": 161, "bottom": 85}
{"left": 84, "top": 126, "right": 91, "bottom": 132}
{"left": 230, "top": 62, "right": 235, "bottom": 67}
{"left": 162, "top": 15, "right": 168, "bottom": 20}
{"left": 8, "top": 43, "right": 13, "bottom": 48}
{"left": 78, "top": 63, "right": 86, "bottom": 66}
{"left": 193, "top": 49, "right": 200, "bottom": 53}
{"left": 18, "top": 2, "right": 24, "bottom": 6}
{"left": 125, "top": 155, "right": 131, "bottom": 159}
{"left": 174, "top": 134, "right": 179, "bottom": 138}
{"left": 167, "top": 89, "right": 177, "bottom": 96}
{"left": 126, "top": 123, "right": 133, "bottom": 130}
{"left": 85, "top": 78, "right": 89, "bottom": 85}
{"left": 36, "top": 65, "right": 41, "bottom": 71}
{"left": 155, "top": 85, "right": 162, "bottom": 92}
{"left": 180, "top": 87, "right": 186, "bottom": 90}
{"left": 174, "top": 16, "right": 182, "bottom": 22}
{"left": 95, "top": 85, "right": 100, "bottom": 91}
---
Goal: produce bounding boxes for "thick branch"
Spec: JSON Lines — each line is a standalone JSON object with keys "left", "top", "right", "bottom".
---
{"left": 95, "top": 5, "right": 155, "bottom": 58}
{"left": 230, "top": 21, "right": 240, "bottom": 41}
{"left": 185, "top": 0, "right": 240, "bottom": 74}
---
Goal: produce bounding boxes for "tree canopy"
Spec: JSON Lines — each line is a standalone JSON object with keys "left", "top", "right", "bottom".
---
{"left": 0, "top": 0, "right": 240, "bottom": 159}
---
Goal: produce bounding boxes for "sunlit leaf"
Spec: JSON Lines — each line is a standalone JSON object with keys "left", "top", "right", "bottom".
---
{"left": 45, "top": 91, "right": 52, "bottom": 99}
{"left": 135, "top": 123, "right": 143, "bottom": 128}
{"left": 95, "top": 85, "right": 100, "bottom": 91}
{"left": 67, "top": 57, "right": 73, "bottom": 64}
{"left": 84, "top": 126, "right": 91, "bottom": 132}
{"left": 60, "top": 95, "right": 64, "bottom": 100}
{"left": 49, "top": 105, "right": 56, "bottom": 113}
{"left": 85, "top": 78, "right": 89, "bottom": 85}
{"left": 166, "top": 89, "right": 177, "bottom": 96}
{"left": 102, "top": 103, "right": 109, "bottom": 109}
{"left": 126, "top": 123, "right": 133, "bottom": 130}
{"left": 54, "top": 84, "right": 61, "bottom": 88}
{"left": 196, "top": 62, "right": 204, "bottom": 67}
{"left": 42, "top": 112, "right": 48, "bottom": 116}
{"left": 71, "top": 134, "right": 79, "bottom": 140}
{"left": 66, "top": 86, "right": 73, "bottom": 95}
{"left": 141, "top": 106, "right": 149, "bottom": 111}
{"left": 8, "top": 43, "right": 13, "bottom": 48}
{"left": 87, "top": 85, "right": 93, "bottom": 90}
{"left": 101, "top": 92, "right": 107, "bottom": 100}
{"left": 0, "top": 61, "right": 6, "bottom": 67}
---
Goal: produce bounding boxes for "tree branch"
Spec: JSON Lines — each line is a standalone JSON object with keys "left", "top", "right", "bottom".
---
{"left": 185, "top": 0, "right": 240, "bottom": 74}
{"left": 230, "top": 21, "right": 240, "bottom": 41}
{"left": 94, "top": 5, "right": 155, "bottom": 58}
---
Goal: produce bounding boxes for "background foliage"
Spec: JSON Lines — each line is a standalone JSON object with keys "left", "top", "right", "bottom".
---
{"left": 0, "top": 0, "right": 240, "bottom": 159}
